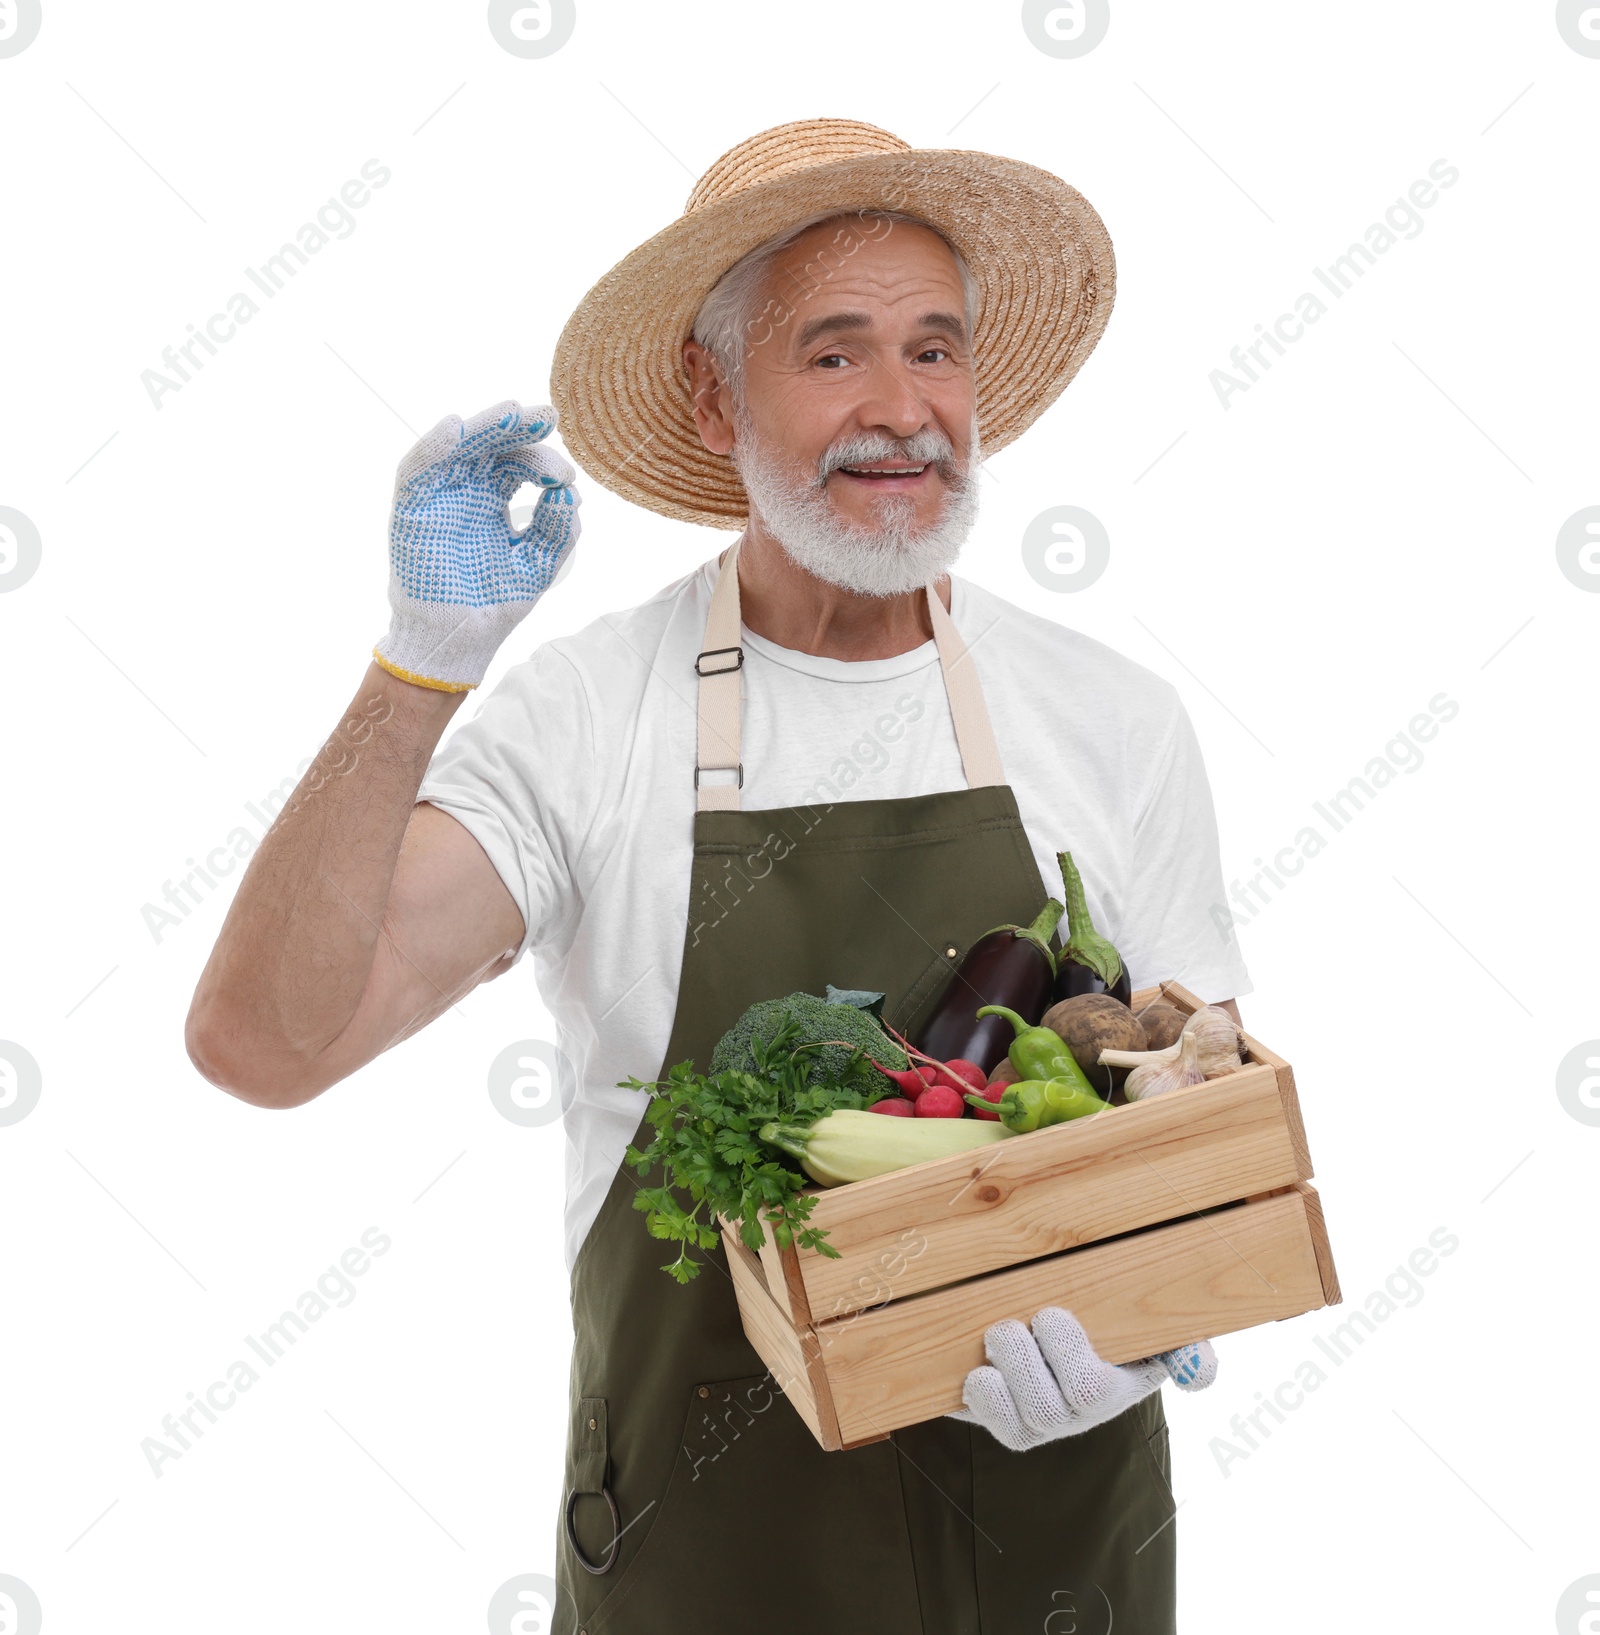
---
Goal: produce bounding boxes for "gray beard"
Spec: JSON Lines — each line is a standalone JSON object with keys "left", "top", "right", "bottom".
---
{"left": 730, "top": 403, "right": 981, "bottom": 599}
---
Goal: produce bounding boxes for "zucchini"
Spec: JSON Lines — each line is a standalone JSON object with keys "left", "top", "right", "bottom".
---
{"left": 759, "top": 1108, "right": 1012, "bottom": 1187}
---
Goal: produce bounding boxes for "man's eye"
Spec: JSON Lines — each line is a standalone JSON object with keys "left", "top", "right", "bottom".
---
{"left": 815, "top": 353, "right": 849, "bottom": 369}
{"left": 917, "top": 348, "right": 950, "bottom": 363}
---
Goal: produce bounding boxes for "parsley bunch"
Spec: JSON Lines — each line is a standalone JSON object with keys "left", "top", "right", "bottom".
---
{"left": 621, "top": 1015, "right": 884, "bottom": 1283}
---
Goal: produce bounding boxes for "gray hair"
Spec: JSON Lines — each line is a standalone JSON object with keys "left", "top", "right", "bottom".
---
{"left": 690, "top": 209, "right": 979, "bottom": 400}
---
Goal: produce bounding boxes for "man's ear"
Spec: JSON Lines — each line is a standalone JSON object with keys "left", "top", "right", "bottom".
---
{"left": 682, "top": 338, "right": 736, "bottom": 456}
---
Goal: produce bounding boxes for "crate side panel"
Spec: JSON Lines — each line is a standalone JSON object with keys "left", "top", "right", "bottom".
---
{"left": 1297, "top": 1182, "right": 1342, "bottom": 1305}
{"left": 818, "top": 1192, "right": 1328, "bottom": 1443}
{"left": 797, "top": 1065, "right": 1300, "bottom": 1317}
{"left": 722, "top": 1231, "right": 839, "bottom": 1451}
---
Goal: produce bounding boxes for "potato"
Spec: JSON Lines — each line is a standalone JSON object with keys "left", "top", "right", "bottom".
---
{"left": 1131, "top": 999, "right": 1186, "bottom": 1052}
{"left": 1040, "top": 993, "right": 1147, "bottom": 1101}
{"left": 988, "top": 1058, "right": 1020, "bottom": 1086}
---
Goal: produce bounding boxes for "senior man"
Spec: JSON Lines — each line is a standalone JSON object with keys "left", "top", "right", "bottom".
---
{"left": 188, "top": 120, "right": 1250, "bottom": 1635}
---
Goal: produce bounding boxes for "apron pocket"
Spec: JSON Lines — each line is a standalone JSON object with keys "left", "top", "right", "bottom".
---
{"left": 886, "top": 946, "right": 962, "bottom": 1039}
{"left": 576, "top": 1371, "right": 920, "bottom": 1635}
{"left": 1137, "top": 1394, "right": 1175, "bottom": 1506}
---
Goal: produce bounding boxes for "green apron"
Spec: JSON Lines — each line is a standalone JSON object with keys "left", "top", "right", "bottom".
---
{"left": 554, "top": 542, "right": 1178, "bottom": 1635}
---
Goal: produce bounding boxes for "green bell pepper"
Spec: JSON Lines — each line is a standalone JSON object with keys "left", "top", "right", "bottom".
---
{"left": 976, "top": 1005, "right": 1098, "bottom": 1098}
{"left": 965, "top": 1076, "right": 1110, "bottom": 1133}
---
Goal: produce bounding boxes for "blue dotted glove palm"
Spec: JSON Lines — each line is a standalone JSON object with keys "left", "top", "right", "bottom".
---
{"left": 373, "top": 400, "right": 581, "bottom": 691}
{"left": 949, "top": 1307, "right": 1217, "bottom": 1453}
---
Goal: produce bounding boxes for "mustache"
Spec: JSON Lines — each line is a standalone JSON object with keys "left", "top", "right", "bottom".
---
{"left": 814, "top": 427, "right": 966, "bottom": 488}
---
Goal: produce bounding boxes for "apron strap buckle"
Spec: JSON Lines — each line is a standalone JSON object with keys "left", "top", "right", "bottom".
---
{"left": 694, "top": 644, "right": 744, "bottom": 676}
{"left": 693, "top": 762, "right": 744, "bottom": 789}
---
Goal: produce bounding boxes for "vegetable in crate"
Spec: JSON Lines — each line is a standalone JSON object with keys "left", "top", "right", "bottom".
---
{"left": 914, "top": 898, "right": 1063, "bottom": 1075}
{"left": 622, "top": 996, "right": 904, "bottom": 1283}
{"left": 709, "top": 989, "right": 907, "bottom": 1090}
{"left": 760, "top": 1108, "right": 1010, "bottom": 1187}
{"left": 1131, "top": 998, "right": 1187, "bottom": 1051}
{"left": 970, "top": 1083, "right": 1005, "bottom": 1121}
{"left": 1100, "top": 1004, "right": 1243, "bottom": 1081}
{"left": 965, "top": 1077, "right": 1110, "bottom": 1132}
{"left": 914, "top": 1085, "right": 966, "bottom": 1118}
{"left": 1052, "top": 851, "right": 1132, "bottom": 1005}
{"left": 976, "top": 1005, "right": 1101, "bottom": 1101}
{"left": 1121, "top": 1028, "right": 1207, "bottom": 1102}
{"left": 1040, "top": 992, "right": 1146, "bottom": 1100}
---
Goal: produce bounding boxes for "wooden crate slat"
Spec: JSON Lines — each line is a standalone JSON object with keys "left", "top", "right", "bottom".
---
{"left": 722, "top": 1229, "right": 840, "bottom": 1450}
{"left": 787, "top": 1063, "right": 1305, "bottom": 1318}
{"left": 1297, "top": 1180, "right": 1342, "bottom": 1305}
{"left": 814, "top": 1189, "right": 1331, "bottom": 1446}
{"left": 1156, "top": 979, "right": 1315, "bottom": 1180}
{"left": 1157, "top": 980, "right": 1208, "bottom": 1014}
{"left": 752, "top": 1222, "right": 814, "bottom": 1326}
{"left": 1236, "top": 1032, "right": 1314, "bottom": 1181}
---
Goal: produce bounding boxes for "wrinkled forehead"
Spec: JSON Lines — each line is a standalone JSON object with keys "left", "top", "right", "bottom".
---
{"left": 758, "top": 217, "right": 971, "bottom": 345}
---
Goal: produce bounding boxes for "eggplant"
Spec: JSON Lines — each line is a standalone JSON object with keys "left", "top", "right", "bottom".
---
{"left": 1052, "top": 851, "right": 1132, "bottom": 1006}
{"left": 913, "top": 899, "right": 1062, "bottom": 1076}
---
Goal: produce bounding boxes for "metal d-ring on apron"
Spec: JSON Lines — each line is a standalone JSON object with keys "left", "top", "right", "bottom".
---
{"left": 554, "top": 538, "right": 1179, "bottom": 1635}
{"left": 564, "top": 1483, "right": 620, "bottom": 1576}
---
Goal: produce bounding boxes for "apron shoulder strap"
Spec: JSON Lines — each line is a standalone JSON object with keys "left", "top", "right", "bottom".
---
{"left": 694, "top": 541, "right": 748, "bottom": 813}
{"left": 695, "top": 537, "right": 1006, "bottom": 813}
{"left": 926, "top": 571, "right": 1006, "bottom": 790}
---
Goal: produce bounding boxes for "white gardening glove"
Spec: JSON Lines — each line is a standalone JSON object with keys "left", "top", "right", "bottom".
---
{"left": 949, "top": 1306, "right": 1218, "bottom": 1453}
{"left": 372, "top": 399, "right": 580, "bottom": 692}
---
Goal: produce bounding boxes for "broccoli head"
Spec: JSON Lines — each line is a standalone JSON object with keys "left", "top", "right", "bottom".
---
{"left": 709, "top": 992, "right": 908, "bottom": 1090}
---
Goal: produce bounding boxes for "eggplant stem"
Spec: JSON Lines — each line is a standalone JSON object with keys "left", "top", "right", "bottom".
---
{"left": 1027, "top": 898, "right": 1065, "bottom": 942}
{"left": 1056, "top": 851, "right": 1125, "bottom": 988}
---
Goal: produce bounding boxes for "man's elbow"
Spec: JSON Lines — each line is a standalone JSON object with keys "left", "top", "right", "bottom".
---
{"left": 184, "top": 1003, "right": 326, "bottom": 1110}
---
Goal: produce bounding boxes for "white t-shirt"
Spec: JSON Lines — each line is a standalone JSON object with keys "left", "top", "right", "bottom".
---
{"left": 418, "top": 555, "right": 1252, "bottom": 1270}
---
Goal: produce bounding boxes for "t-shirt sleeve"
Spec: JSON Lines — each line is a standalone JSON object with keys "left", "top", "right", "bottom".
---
{"left": 1118, "top": 690, "right": 1253, "bottom": 1005}
{"left": 415, "top": 644, "right": 597, "bottom": 963}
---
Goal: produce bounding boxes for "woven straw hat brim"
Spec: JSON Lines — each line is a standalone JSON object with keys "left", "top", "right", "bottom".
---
{"left": 550, "top": 145, "right": 1115, "bottom": 529}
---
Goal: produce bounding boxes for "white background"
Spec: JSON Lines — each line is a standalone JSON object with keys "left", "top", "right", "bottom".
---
{"left": 2, "top": 2, "right": 1596, "bottom": 1631}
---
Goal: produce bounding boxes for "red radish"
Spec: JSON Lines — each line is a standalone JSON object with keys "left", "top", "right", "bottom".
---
{"left": 919, "top": 1059, "right": 983, "bottom": 1093}
{"left": 914, "top": 1085, "right": 965, "bottom": 1119}
{"left": 883, "top": 1018, "right": 980, "bottom": 1077}
{"left": 869, "top": 1060, "right": 927, "bottom": 1099}
{"left": 873, "top": 1024, "right": 985, "bottom": 1102}
{"left": 970, "top": 1082, "right": 1006, "bottom": 1122}
{"left": 869, "top": 1097, "right": 916, "bottom": 1117}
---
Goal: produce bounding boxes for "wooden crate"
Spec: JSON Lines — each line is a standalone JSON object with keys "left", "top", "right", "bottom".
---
{"left": 719, "top": 981, "right": 1340, "bottom": 1451}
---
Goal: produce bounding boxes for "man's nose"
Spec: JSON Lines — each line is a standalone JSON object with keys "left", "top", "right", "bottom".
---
{"left": 852, "top": 352, "right": 937, "bottom": 439}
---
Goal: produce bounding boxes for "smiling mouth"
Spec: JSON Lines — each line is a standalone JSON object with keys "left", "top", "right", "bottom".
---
{"left": 835, "top": 463, "right": 932, "bottom": 483}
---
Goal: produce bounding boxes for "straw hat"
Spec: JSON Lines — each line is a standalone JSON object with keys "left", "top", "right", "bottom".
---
{"left": 549, "top": 117, "right": 1116, "bottom": 529}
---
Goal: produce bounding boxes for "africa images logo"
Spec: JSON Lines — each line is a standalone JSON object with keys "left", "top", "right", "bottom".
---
{"left": 0, "top": 507, "right": 42, "bottom": 593}
{"left": 0, "top": 1577, "right": 43, "bottom": 1635}
{"left": 0, "top": 0, "right": 42, "bottom": 57}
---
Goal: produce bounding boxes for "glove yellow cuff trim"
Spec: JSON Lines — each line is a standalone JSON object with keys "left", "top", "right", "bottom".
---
{"left": 371, "top": 648, "right": 476, "bottom": 694}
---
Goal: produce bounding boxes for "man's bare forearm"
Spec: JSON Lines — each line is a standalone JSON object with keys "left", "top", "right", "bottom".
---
{"left": 186, "top": 663, "right": 466, "bottom": 1102}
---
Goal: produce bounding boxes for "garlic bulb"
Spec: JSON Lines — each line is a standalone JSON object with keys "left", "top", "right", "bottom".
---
{"left": 1124, "top": 1028, "right": 1207, "bottom": 1102}
{"left": 1099, "top": 1005, "right": 1243, "bottom": 1079}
